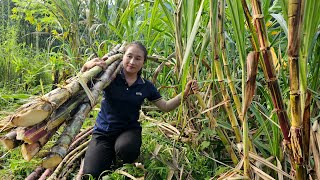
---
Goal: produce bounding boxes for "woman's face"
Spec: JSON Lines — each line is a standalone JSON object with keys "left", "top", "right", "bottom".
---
{"left": 122, "top": 44, "right": 145, "bottom": 76}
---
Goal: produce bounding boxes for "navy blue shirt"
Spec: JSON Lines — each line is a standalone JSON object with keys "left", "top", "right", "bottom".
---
{"left": 94, "top": 69, "right": 162, "bottom": 133}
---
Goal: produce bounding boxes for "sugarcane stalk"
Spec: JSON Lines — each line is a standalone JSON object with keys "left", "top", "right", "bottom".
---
{"left": 10, "top": 53, "right": 123, "bottom": 127}
{"left": 311, "top": 120, "right": 320, "bottom": 179}
{"left": 69, "top": 127, "right": 93, "bottom": 151}
{"left": 25, "top": 167, "right": 45, "bottom": 180}
{"left": 46, "top": 140, "right": 89, "bottom": 180}
{"left": 302, "top": 90, "right": 312, "bottom": 163}
{"left": 42, "top": 61, "right": 121, "bottom": 168}
{"left": 211, "top": 0, "right": 242, "bottom": 144}
{"left": 195, "top": 94, "right": 239, "bottom": 165}
{"left": 288, "top": 0, "right": 307, "bottom": 178}
{"left": 250, "top": 0, "right": 293, "bottom": 160}
{"left": 174, "top": 0, "right": 183, "bottom": 69}
{"left": 76, "top": 159, "right": 85, "bottom": 180}
{"left": 18, "top": 93, "right": 86, "bottom": 144}
{"left": 21, "top": 128, "right": 56, "bottom": 161}
{"left": 218, "top": 0, "right": 242, "bottom": 120}
{"left": 59, "top": 154, "right": 85, "bottom": 179}
{"left": 41, "top": 104, "right": 91, "bottom": 168}
{"left": 73, "top": 126, "right": 93, "bottom": 140}
{"left": 240, "top": 0, "right": 259, "bottom": 51}
{"left": 59, "top": 160, "right": 79, "bottom": 179}
{"left": 65, "top": 145, "right": 87, "bottom": 168}
{"left": 0, "top": 130, "right": 22, "bottom": 149}
{"left": 208, "top": 0, "right": 239, "bottom": 165}
{"left": 38, "top": 169, "right": 52, "bottom": 180}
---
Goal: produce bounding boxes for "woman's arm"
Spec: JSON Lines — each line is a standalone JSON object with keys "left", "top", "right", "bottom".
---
{"left": 153, "top": 80, "right": 198, "bottom": 112}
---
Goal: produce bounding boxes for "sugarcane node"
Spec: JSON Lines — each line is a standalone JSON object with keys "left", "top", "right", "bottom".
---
{"left": 289, "top": 90, "right": 300, "bottom": 95}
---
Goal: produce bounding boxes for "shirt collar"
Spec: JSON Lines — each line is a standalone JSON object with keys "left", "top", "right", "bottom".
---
{"left": 120, "top": 68, "right": 145, "bottom": 85}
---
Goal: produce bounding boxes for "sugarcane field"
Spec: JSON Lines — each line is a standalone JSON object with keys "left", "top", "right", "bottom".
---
{"left": 1, "top": 0, "right": 320, "bottom": 179}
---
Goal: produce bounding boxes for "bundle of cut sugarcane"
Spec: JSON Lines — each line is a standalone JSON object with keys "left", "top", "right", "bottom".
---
{"left": 25, "top": 127, "right": 94, "bottom": 180}
{"left": 0, "top": 43, "right": 125, "bottom": 167}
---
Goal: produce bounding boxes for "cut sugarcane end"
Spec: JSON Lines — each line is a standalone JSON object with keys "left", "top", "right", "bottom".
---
{"left": 0, "top": 139, "right": 15, "bottom": 150}
{"left": 42, "top": 155, "right": 63, "bottom": 169}
{"left": 11, "top": 110, "right": 49, "bottom": 127}
{"left": 21, "top": 143, "right": 40, "bottom": 161}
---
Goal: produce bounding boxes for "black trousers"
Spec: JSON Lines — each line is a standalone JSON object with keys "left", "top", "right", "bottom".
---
{"left": 82, "top": 128, "right": 142, "bottom": 179}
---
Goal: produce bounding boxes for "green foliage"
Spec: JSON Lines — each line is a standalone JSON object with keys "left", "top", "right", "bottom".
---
{"left": 0, "top": 139, "right": 41, "bottom": 180}
{"left": 11, "top": 0, "right": 55, "bottom": 30}
{"left": 0, "top": 26, "right": 52, "bottom": 91}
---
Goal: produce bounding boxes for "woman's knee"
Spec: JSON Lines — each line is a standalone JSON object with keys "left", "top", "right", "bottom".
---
{"left": 115, "top": 129, "right": 142, "bottom": 163}
{"left": 115, "top": 144, "right": 140, "bottom": 162}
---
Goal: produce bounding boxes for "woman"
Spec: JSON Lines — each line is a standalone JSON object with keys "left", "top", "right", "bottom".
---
{"left": 81, "top": 41, "right": 198, "bottom": 179}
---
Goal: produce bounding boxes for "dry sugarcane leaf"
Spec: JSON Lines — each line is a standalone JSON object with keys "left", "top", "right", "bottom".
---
{"left": 114, "top": 170, "right": 139, "bottom": 180}
{"left": 201, "top": 99, "right": 229, "bottom": 114}
{"left": 166, "top": 169, "right": 174, "bottom": 180}
{"left": 152, "top": 62, "right": 166, "bottom": 84}
{"left": 303, "top": 91, "right": 312, "bottom": 162}
{"left": 249, "top": 152, "right": 293, "bottom": 179}
{"left": 242, "top": 51, "right": 259, "bottom": 120}
{"left": 216, "top": 156, "right": 244, "bottom": 180}
{"left": 255, "top": 156, "right": 274, "bottom": 169}
{"left": 250, "top": 163, "right": 275, "bottom": 180}
{"left": 152, "top": 144, "right": 162, "bottom": 157}
{"left": 218, "top": 175, "right": 248, "bottom": 180}
{"left": 158, "top": 122, "right": 180, "bottom": 135}
{"left": 276, "top": 158, "right": 283, "bottom": 180}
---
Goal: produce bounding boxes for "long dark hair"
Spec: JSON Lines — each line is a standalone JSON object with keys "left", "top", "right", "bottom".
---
{"left": 125, "top": 41, "right": 147, "bottom": 76}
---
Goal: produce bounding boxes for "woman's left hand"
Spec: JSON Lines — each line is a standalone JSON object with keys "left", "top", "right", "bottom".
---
{"left": 183, "top": 80, "right": 199, "bottom": 99}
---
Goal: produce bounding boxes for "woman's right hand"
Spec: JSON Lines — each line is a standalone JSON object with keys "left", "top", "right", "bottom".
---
{"left": 80, "top": 57, "right": 108, "bottom": 72}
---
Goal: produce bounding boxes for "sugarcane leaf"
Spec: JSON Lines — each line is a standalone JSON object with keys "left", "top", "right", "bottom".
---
{"left": 179, "top": 0, "right": 204, "bottom": 78}
{"left": 270, "top": 13, "right": 288, "bottom": 38}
